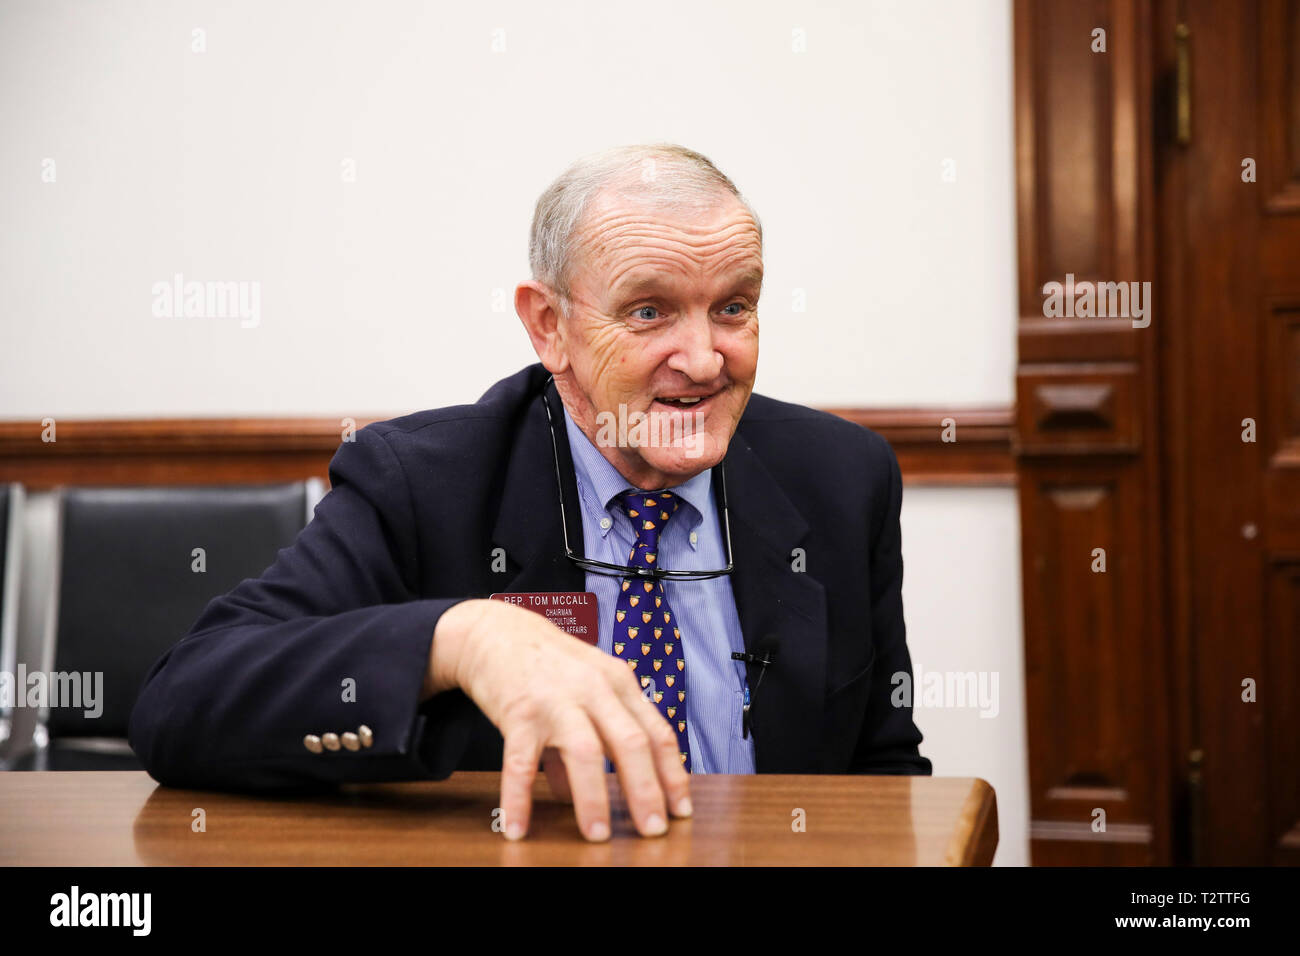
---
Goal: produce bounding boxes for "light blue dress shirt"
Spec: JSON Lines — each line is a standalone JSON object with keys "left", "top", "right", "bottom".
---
{"left": 562, "top": 407, "right": 756, "bottom": 774}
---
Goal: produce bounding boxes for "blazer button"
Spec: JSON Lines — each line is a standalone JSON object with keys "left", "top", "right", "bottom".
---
{"left": 341, "top": 732, "right": 361, "bottom": 751}
{"left": 303, "top": 734, "right": 323, "bottom": 754}
{"left": 357, "top": 725, "right": 374, "bottom": 748}
{"left": 322, "top": 732, "right": 341, "bottom": 751}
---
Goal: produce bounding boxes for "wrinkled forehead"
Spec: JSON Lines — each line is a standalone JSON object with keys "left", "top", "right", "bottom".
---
{"left": 569, "top": 187, "right": 763, "bottom": 294}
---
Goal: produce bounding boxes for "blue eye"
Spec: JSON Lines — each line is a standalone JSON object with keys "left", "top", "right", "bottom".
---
{"left": 634, "top": 306, "right": 659, "bottom": 321}
{"left": 722, "top": 303, "right": 744, "bottom": 315}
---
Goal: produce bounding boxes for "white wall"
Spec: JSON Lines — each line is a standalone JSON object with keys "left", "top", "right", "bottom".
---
{"left": 901, "top": 487, "right": 1027, "bottom": 866}
{"left": 0, "top": 0, "right": 1026, "bottom": 863}
{"left": 0, "top": 0, "right": 1016, "bottom": 416}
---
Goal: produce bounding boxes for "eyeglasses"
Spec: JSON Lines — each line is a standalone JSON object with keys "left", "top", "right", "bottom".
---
{"left": 541, "top": 379, "right": 735, "bottom": 582}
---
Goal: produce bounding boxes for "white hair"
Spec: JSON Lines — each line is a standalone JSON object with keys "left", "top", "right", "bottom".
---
{"left": 528, "top": 143, "right": 762, "bottom": 316}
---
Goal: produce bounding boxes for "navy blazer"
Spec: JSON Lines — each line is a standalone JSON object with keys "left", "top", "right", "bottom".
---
{"left": 129, "top": 365, "right": 932, "bottom": 788}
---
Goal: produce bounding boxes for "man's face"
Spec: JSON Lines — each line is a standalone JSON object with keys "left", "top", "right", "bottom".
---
{"left": 550, "top": 189, "right": 762, "bottom": 490}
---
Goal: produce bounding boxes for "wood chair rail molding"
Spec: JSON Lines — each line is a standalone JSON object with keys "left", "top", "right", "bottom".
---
{"left": 0, "top": 407, "right": 1015, "bottom": 490}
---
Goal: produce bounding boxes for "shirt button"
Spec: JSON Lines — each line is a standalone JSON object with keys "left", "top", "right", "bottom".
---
{"left": 689, "top": 532, "right": 698, "bottom": 546}
{"left": 600, "top": 517, "right": 612, "bottom": 530}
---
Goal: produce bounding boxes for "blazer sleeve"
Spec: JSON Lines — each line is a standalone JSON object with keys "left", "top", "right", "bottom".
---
{"left": 128, "top": 425, "right": 483, "bottom": 790}
{"left": 849, "top": 435, "right": 934, "bottom": 775}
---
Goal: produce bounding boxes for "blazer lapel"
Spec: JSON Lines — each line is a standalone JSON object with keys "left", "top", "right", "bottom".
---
{"left": 721, "top": 430, "right": 828, "bottom": 773}
{"left": 490, "top": 378, "right": 586, "bottom": 595}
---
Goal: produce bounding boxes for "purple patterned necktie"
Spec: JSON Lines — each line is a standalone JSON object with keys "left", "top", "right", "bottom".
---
{"left": 610, "top": 489, "right": 690, "bottom": 771}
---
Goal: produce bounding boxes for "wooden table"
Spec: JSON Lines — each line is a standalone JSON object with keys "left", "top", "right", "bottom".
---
{"left": 0, "top": 771, "right": 998, "bottom": 866}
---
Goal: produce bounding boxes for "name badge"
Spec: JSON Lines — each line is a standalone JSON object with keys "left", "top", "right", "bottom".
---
{"left": 489, "top": 591, "right": 600, "bottom": 646}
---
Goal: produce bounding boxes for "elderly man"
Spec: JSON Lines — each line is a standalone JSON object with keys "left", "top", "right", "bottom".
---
{"left": 129, "top": 144, "right": 931, "bottom": 843}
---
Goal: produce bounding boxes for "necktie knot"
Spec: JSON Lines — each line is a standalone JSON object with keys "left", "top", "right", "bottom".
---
{"left": 616, "top": 490, "right": 680, "bottom": 563}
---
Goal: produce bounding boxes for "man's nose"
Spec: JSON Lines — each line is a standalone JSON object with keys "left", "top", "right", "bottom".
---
{"left": 665, "top": 312, "right": 724, "bottom": 382}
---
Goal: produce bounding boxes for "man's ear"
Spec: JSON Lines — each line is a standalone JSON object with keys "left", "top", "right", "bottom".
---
{"left": 515, "top": 280, "right": 570, "bottom": 375}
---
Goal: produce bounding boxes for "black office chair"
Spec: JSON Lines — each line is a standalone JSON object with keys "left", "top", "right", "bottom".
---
{"left": 0, "top": 484, "right": 24, "bottom": 758}
{"left": 9, "top": 481, "right": 323, "bottom": 771}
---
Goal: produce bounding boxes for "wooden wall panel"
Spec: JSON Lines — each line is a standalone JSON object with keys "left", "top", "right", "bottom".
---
{"left": 1014, "top": 0, "right": 1170, "bottom": 865}
{"left": 1263, "top": 298, "right": 1300, "bottom": 554}
{"left": 1258, "top": 4, "right": 1300, "bottom": 865}
{"left": 1265, "top": 560, "right": 1300, "bottom": 865}
{"left": 1260, "top": 0, "right": 1300, "bottom": 213}
{"left": 1020, "top": 465, "right": 1153, "bottom": 865}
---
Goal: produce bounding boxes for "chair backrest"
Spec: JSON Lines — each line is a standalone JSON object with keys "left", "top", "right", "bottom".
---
{"left": 43, "top": 482, "right": 320, "bottom": 739}
{"left": 0, "top": 484, "right": 24, "bottom": 748}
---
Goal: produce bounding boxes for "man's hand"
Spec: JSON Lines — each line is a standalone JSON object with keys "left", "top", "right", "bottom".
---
{"left": 424, "top": 598, "right": 693, "bottom": 842}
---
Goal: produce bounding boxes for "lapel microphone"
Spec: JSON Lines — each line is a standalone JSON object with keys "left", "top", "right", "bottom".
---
{"left": 732, "top": 634, "right": 780, "bottom": 740}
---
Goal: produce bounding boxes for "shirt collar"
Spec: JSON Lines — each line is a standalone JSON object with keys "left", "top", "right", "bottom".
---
{"left": 561, "top": 405, "right": 711, "bottom": 532}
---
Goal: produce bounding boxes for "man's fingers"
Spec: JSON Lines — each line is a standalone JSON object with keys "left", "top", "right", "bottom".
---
{"left": 499, "top": 732, "right": 542, "bottom": 841}
{"left": 609, "top": 662, "right": 694, "bottom": 818}
{"left": 552, "top": 708, "right": 613, "bottom": 841}
{"left": 586, "top": 682, "right": 671, "bottom": 836}
{"left": 470, "top": 614, "right": 692, "bottom": 843}
{"left": 541, "top": 746, "right": 573, "bottom": 804}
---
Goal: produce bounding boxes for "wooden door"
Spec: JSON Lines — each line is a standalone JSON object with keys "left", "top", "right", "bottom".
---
{"left": 1015, "top": 0, "right": 1298, "bottom": 866}
{"left": 1159, "top": 0, "right": 1300, "bottom": 865}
